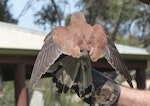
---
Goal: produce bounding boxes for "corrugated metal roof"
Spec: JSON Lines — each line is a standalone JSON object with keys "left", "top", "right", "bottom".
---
{"left": 0, "top": 21, "right": 149, "bottom": 58}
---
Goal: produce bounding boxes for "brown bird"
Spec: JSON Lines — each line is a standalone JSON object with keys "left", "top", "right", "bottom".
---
{"left": 29, "top": 12, "right": 133, "bottom": 98}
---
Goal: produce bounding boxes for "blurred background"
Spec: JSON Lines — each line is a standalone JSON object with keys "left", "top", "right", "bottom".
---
{"left": 0, "top": 0, "right": 150, "bottom": 106}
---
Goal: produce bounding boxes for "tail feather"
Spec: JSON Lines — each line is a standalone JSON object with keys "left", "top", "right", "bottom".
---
{"left": 73, "top": 56, "right": 94, "bottom": 99}
{"left": 47, "top": 55, "right": 94, "bottom": 96}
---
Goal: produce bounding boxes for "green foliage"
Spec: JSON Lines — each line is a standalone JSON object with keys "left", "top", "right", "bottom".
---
{"left": 0, "top": 81, "right": 15, "bottom": 106}
{"left": 31, "top": 78, "right": 88, "bottom": 106}
{"left": 0, "top": 78, "right": 88, "bottom": 106}
{"left": 34, "top": 0, "right": 64, "bottom": 29}
{"left": 0, "top": 0, "right": 17, "bottom": 23}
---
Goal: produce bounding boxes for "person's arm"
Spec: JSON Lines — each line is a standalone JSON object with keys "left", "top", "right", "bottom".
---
{"left": 117, "top": 86, "right": 150, "bottom": 106}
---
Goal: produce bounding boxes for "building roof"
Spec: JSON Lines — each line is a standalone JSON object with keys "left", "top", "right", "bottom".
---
{"left": 116, "top": 44, "right": 148, "bottom": 55}
{"left": 0, "top": 21, "right": 45, "bottom": 55}
{"left": 0, "top": 21, "right": 45, "bottom": 50}
{"left": 0, "top": 21, "right": 149, "bottom": 59}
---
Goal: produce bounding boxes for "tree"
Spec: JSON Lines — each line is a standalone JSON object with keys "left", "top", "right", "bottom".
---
{"left": 19, "top": 0, "right": 150, "bottom": 47}
{"left": 0, "top": 0, "right": 17, "bottom": 23}
{"left": 34, "top": 0, "right": 64, "bottom": 30}
{"left": 77, "top": 0, "right": 150, "bottom": 43}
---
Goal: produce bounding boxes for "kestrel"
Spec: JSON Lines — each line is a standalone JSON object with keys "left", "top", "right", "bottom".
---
{"left": 29, "top": 12, "right": 133, "bottom": 98}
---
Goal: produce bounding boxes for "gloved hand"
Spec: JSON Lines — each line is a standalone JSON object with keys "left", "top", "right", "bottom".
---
{"left": 74, "top": 69, "right": 121, "bottom": 106}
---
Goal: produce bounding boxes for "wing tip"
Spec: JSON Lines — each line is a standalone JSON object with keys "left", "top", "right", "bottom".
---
{"left": 29, "top": 75, "right": 39, "bottom": 91}
{"left": 127, "top": 79, "right": 134, "bottom": 88}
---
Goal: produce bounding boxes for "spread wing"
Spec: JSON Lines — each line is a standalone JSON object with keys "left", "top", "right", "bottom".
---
{"left": 29, "top": 32, "right": 62, "bottom": 90}
{"left": 104, "top": 36, "right": 133, "bottom": 88}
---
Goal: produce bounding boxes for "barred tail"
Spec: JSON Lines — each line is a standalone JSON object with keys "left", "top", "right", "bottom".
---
{"left": 47, "top": 55, "right": 94, "bottom": 97}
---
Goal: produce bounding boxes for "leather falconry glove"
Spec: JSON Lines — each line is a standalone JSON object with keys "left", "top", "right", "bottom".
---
{"left": 81, "top": 69, "right": 120, "bottom": 106}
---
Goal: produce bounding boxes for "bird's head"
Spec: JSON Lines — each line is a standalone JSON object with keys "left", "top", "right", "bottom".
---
{"left": 70, "top": 12, "right": 86, "bottom": 23}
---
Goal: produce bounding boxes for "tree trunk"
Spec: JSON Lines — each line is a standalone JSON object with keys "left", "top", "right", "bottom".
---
{"left": 111, "top": 0, "right": 125, "bottom": 41}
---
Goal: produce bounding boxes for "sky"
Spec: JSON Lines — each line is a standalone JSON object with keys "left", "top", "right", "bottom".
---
{"left": 8, "top": 0, "right": 80, "bottom": 32}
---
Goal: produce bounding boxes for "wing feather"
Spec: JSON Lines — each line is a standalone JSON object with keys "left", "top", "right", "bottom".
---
{"left": 29, "top": 33, "right": 62, "bottom": 90}
{"left": 104, "top": 36, "right": 133, "bottom": 88}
